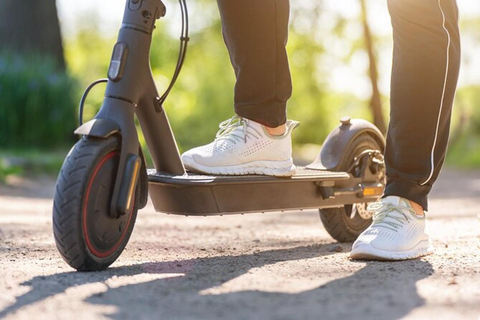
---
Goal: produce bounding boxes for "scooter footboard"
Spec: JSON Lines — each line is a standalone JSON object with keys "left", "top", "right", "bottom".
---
{"left": 147, "top": 168, "right": 382, "bottom": 216}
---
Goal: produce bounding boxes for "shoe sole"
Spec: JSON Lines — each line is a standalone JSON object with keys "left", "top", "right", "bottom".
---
{"left": 183, "top": 157, "right": 296, "bottom": 177}
{"left": 350, "top": 240, "right": 434, "bottom": 261}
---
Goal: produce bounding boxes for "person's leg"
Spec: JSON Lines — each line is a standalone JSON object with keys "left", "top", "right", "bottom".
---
{"left": 351, "top": 0, "right": 460, "bottom": 260}
{"left": 384, "top": 0, "right": 461, "bottom": 211}
{"left": 182, "top": 0, "right": 296, "bottom": 176}
{"left": 217, "top": 0, "right": 292, "bottom": 128}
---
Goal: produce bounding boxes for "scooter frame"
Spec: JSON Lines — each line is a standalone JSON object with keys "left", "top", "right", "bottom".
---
{"left": 76, "top": 0, "right": 185, "bottom": 217}
{"left": 74, "top": 0, "right": 386, "bottom": 218}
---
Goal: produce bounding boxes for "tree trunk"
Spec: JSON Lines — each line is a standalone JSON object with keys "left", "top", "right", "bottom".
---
{"left": 0, "top": 0, "right": 65, "bottom": 70}
{"left": 360, "top": 0, "right": 386, "bottom": 134}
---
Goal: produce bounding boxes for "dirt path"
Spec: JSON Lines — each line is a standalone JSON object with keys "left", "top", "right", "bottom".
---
{"left": 1, "top": 169, "right": 479, "bottom": 320}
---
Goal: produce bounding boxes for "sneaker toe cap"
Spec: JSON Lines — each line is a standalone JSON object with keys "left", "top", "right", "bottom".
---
{"left": 182, "top": 147, "right": 208, "bottom": 163}
{"left": 181, "top": 147, "right": 225, "bottom": 170}
{"left": 352, "top": 229, "right": 377, "bottom": 247}
{"left": 352, "top": 229, "right": 398, "bottom": 251}
{"left": 181, "top": 150, "right": 202, "bottom": 171}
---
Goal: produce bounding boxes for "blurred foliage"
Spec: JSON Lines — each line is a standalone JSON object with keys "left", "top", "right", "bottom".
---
{"left": 446, "top": 86, "right": 480, "bottom": 167}
{"left": 66, "top": 1, "right": 367, "bottom": 156}
{"left": 4, "top": 0, "right": 475, "bottom": 175}
{"left": 0, "top": 52, "right": 78, "bottom": 148}
{"left": 65, "top": 5, "right": 237, "bottom": 153}
{"left": 0, "top": 156, "right": 22, "bottom": 182}
{"left": 0, "top": 149, "right": 65, "bottom": 176}
{"left": 287, "top": 14, "right": 329, "bottom": 145}
{"left": 156, "top": 18, "right": 238, "bottom": 152}
{"left": 63, "top": 11, "right": 115, "bottom": 123}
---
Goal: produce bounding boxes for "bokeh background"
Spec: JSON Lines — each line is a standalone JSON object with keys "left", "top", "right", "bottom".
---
{"left": 1, "top": 0, "right": 480, "bottom": 180}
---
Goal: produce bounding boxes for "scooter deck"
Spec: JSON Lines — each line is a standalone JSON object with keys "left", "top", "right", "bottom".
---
{"left": 149, "top": 167, "right": 349, "bottom": 184}
{"left": 147, "top": 167, "right": 370, "bottom": 216}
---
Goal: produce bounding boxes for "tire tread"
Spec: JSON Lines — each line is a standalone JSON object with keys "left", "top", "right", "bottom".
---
{"left": 319, "top": 134, "right": 383, "bottom": 242}
{"left": 53, "top": 136, "right": 138, "bottom": 271}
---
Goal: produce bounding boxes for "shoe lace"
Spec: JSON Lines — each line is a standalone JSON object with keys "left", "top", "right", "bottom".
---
{"left": 215, "top": 115, "right": 261, "bottom": 143}
{"left": 367, "top": 201, "right": 413, "bottom": 232}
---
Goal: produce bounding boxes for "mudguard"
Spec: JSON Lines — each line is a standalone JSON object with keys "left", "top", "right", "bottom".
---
{"left": 307, "top": 117, "right": 385, "bottom": 171}
{"left": 74, "top": 118, "right": 149, "bottom": 210}
{"left": 74, "top": 118, "right": 121, "bottom": 139}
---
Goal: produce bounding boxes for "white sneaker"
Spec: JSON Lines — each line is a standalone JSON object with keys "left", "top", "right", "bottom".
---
{"left": 181, "top": 116, "right": 298, "bottom": 176}
{"left": 350, "top": 196, "right": 434, "bottom": 260}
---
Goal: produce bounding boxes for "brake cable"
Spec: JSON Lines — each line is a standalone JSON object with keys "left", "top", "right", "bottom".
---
{"left": 78, "top": 0, "right": 189, "bottom": 125}
{"left": 78, "top": 78, "right": 108, "bottom": 126}
{"left": 158, "top": 0, "right": 189, "bottom": 106}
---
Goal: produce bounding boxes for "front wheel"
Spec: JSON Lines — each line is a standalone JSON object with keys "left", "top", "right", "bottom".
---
{"left": 53, "top": 136, "right": 138, "bottom": 271}
{"left": 319, "top": 134, "right": 384, "bottom": 242}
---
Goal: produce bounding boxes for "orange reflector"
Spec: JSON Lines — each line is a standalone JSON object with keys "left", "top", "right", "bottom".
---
{"left": 363, "top": 187, "right": 384, "bottom": 197}
{"left": 125, "top": 159, "right": 141, "bottom": 211}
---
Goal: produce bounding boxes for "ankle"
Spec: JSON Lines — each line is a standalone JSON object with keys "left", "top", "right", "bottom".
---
{"left": 407, "top": 200, "right": 425, "bottom": 217}
{"left": 265, "top": 124, "right": 286, "bottom": 136}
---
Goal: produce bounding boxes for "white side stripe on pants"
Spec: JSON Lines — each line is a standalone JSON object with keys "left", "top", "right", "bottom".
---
{"left": 421, "top": 0, "right": 452, "bottom": 186}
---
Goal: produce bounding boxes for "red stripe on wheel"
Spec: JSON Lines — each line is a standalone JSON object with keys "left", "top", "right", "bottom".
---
{"left": 82, "top": 151, "right": 134, "bottom": 258}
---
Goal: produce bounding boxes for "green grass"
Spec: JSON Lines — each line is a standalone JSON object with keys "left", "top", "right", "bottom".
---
{"left": 0, "top": 148, "right": 69, "bottom": 179}
{"left": 0, "top": 157, "right": 22, "bottom": 182}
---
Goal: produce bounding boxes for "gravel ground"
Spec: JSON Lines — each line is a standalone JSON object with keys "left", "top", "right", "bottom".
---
{"left": 0, "top": 169, "right": 479, "bottom": 320}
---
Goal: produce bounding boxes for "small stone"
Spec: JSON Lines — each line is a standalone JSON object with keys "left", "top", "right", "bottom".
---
{"left": 328, "top": 245, "right": 344, "bottom": 253}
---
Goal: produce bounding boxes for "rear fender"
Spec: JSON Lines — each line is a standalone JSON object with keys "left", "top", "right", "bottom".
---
{"left": 307, "top": 118, "right": 385, "bottom": 172}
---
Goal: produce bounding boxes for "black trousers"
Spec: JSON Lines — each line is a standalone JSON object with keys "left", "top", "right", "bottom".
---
{"left": 217, "top": 0, "right": 461, "bottom": 210}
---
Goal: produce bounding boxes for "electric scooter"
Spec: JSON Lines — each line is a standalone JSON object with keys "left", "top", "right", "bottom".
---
{"left": 53, "top": 0, "right": 386, "bottom": 271}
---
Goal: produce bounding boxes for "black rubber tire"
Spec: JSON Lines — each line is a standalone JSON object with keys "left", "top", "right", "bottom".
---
{"left": 52, "top": 135, "right": 138, "bottom": 271}
{"left": 319, "top": 134, "right": 383, "bottom": 243}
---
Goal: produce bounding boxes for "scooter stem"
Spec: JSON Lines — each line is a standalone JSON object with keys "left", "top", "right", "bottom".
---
{"left": 107, "top": 0, "right": 185, "bottom": 176}
{"left": 93, "top": 0, "right": 185, "bottom": 216}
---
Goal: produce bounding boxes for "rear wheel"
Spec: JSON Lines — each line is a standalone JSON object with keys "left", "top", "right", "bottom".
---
{"left": 53, "top": 136, "right": 138, "bottom": 271}
{"left": 319, "top": 134, "right": 384, "bottom": 242}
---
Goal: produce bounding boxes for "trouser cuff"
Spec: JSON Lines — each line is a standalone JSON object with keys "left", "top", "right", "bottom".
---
{"left": 383, "top": 177, "right": 432, "bottom": 211}
{"left": 235, "top": 101, "right": 287, "bottom": 128}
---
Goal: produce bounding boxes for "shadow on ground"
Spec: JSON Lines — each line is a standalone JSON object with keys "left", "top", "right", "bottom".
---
{"left": 2, "top": 244, "right": 433, "bottom": 320}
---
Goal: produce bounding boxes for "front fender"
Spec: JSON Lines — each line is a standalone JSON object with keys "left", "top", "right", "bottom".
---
{"left": 307, "top": 118, "right": 385, "bottom": 171}
{"left": 74, "top": 118, "right": 121, "bottom": 139}
{"left": 75, "top": 118, "right": 149, "bottom": 210}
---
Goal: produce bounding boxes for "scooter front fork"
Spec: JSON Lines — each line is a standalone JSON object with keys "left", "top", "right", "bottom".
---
{"left": 76, "top": 96, "right": 142, "bottom": 218}
{"left": 75, "top": 0, "right": 182, "bottom": 218}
